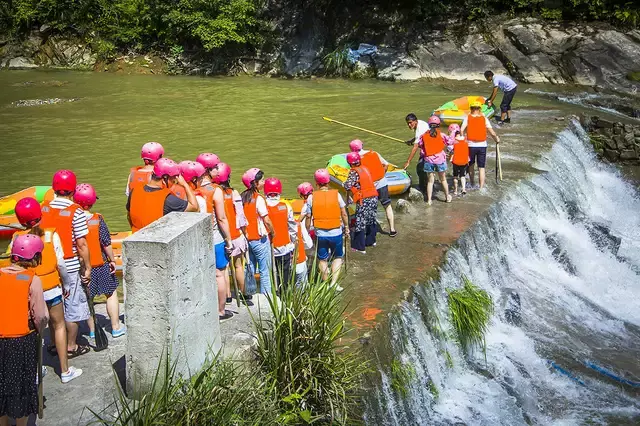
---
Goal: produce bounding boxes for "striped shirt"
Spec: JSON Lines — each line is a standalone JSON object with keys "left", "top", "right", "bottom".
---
{"left": 49, "top": 196, "right": 89, "bottom": 273}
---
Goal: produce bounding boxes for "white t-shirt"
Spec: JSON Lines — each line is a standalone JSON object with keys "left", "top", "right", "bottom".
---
{"left": 255, "top": 195, "right": 269, "bottom": 237}
{"left": 48, "top": 196, "right": 89, "bottom": 274}
{"left": 266, "top": 196, "right": 297, "bottom": 256}
{"left": 359, "top": 149, "right": 389, "bottom": 189}
{"left": 303, "top": 192, "right": 346, "bottom": 237}
{"left": 493, "top": 74, "right": 517, "bottom": 92}
{"left": 413, "top": 120, "right": 430, "bottom": 159}
{"left": 461, "top": 115, "right": 493, "bottom": 148}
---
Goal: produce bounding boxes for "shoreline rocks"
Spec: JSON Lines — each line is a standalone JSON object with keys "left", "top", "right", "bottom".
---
{"left": 581, "top": 115, "right": 640, "bottom": 164}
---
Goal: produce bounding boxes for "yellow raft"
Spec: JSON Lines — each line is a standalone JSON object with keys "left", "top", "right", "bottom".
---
{"left": 433, "top": 95, "right": 496, "bottom": 126}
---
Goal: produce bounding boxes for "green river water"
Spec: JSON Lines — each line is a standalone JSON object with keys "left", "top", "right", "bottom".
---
{"left": 0, "top": 70, "right": 592, "bottom": 330}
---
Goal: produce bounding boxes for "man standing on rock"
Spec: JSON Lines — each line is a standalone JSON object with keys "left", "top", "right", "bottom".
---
{"left": 484, "top": 70, "right": 517, "bottom": 125}
{"left": 404, "top": 113, "right": 429, "bottom": 201}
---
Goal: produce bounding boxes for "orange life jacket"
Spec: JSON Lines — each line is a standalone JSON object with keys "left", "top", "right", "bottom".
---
{"left": 452, "top": 138, "right": 470, "bottom": 166}
{"left": 361, "top": 151, "right": 386, "bottom": 182}
{"left": 128, "top": 167, "right": 153, "bottom": 193}
{"left": 195, "top": 185, "right": 215, "bottom": 214}
{"left": 129, "top": 187, "right": 170, "bottom": 233}
{"left": 467, "top": 114, "right": 488, "bottom": 142}
{"left": 171, "top": 185, "right": 186, "bottom": 200}
{"left": 312, "top": 190, "right": 342, "bottom": 230}
{"left": 421, "top": 130, "right": 445, "bottom": 157}
{"left": 40, "top": 201, "right": 81, "bottom": 259}
{"left": 244, "top": 192, "right": 266, "bottom": 241}
{"left": 296, "top": 224, "right": 306, "bottom": 264}
{"left": 86, "top": 213, "right": 105, "bottom": 268}
{"left": 267, "top": 202, "right": 291, "bottom": 248}
{"left": 12, "top": 229, "right": 61, "bottom": 291}
{"left": 350, "top": 167, "right": 378, "bottom": 204}
{"left": 223, "top": 188, "right": 242, "bottom": 240}
{"left": 0, "top": 270, "right": 34, "bottom": 338}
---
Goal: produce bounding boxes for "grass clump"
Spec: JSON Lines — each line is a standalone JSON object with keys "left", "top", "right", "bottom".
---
{"left": 322, "top": 46, "right": 352, "bottom": 77}
{"left": 447, "top": 275, "right": 494, "bottom": 357}
{"left": 390, "top": 359, "right": 416, "bottom": 399}
{"left": 254, "top": 274, "right": 368, "bottom": 424}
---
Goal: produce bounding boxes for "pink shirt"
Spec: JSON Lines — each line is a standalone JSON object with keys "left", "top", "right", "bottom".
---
{"left": 419, "top": 132, "right": 453, "bottom": 165}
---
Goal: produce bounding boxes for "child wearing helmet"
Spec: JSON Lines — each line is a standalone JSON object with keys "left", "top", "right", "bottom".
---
{"left": 9, "top": 198, "right": 83, "bottom": 383}
{"left": 344, "top": 152, "right": 379, "bottom": 253}
{"left": 126, "top": 142, "right": 165, "bottom": 196}
{"left": 460, "top": 101, "right": 501, "bottom": 189}
{"left": 295, "top": 182, "right": 314, "bottom": 285}
{"left": 299, "top": 169, "right": 349, "bottom": 289}
{"left": 74, "top": 184, "right": 126, "bottom": 340}
{"left": 241, "top": 168, "right": 276, "bottom": 296}
{"left": 0, "top": 234, "right": 50, "bottom": 426}
{"left": 264, "top": 177, "right": 298, "bottom": 291}
{"left": 450, "top": 133, "right": 470, "bottom": 195}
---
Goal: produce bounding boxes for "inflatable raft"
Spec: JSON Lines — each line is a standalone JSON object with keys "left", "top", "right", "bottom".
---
{"left": 0, "top": 186, "right": 55, "bottom": 239}
{"left": 433, "top": 95, "right": 495, "bottom": 126}
{"left": 326, "top": 154, "right": 412, "bottom": 196}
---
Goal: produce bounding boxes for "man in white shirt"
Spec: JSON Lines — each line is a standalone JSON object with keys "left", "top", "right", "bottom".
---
{"left": 404, "top": 113, "right": 430, "bottom": 201}
{"left": 484, "top": 70, "right": 518, "bottom": 124}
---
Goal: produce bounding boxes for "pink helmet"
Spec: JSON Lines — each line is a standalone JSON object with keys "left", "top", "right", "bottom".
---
{"left": 214, "top": 162, "right": 231, "bottom": 183}
{"left": 141, "top": 142, "right": 165, "bottom": 162}
{"left": 52, "top": 170, "right": 77, "bottom": 193}
{"left": 74, "top": 183, "right": 98, "bottom": 209}
{"left": 297, "top": 182, "right": 314, "bottom": 197}
{"left": 448, "top": 123, "right": 460, "bottom": 134}
{"left": 242, "top": 168, "right": 261, "bottom": 189}
{"left": 314, "top": 169, "right": 331, "bottom": 185}
{"left": 11, "top": 234, "right": 44, "bottom": 261}
{"left": 179, "top": 161, "right": 204, "bottom": 183}
{"left": 349, "top": 139, "right": 363, "bottom": 152}
{"left": 346, "top": 152, "right": 361, "bottom": 166}
{"left": 428, "top": 115, "right": 441, "bottom": 126}
{"left": 153, "top": 158, "right": 180, "bottom": 178}
{"left": 15, "top": 197, "right": 42, "bottom": 227}
{"left": 196, "top": 153, "right": 220, "bottom": 170}
{"left": 264, "top": 177, "right": 282, "bottom": 195}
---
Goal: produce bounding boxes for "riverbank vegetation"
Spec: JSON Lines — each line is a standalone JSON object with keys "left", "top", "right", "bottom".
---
{"left": 92, "top": 275, "right": 367, "bottom": 425}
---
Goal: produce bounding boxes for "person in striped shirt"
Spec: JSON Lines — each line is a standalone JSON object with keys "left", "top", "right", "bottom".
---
{"left": 41, "top": 170, "right": 92, "bottom": 359}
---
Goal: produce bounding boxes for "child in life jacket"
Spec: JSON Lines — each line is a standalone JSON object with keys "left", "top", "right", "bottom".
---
{"left": 74, "top": 184, "right": 125, "bottom": 339}
{"left": 450, "top": 133, "right": 470, "bottom": 195}
{"left": 264, "top": 177, "right": 297, "bottom": 292}
{"left": 344, "top": 152, "right": 378, "bottom": 253}
{"left": 295, "top": 182, "right": 314, "bottom": 285}
{"left": 419, "top": 115, "right": 452, "bottom": 205}
{"left": 446, "top": 124, "right": 460, "bottom": 155}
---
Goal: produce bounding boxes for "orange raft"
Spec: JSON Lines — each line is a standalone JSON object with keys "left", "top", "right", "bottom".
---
{"left": 0, "top": 186, "right": 55, "bottom": 239}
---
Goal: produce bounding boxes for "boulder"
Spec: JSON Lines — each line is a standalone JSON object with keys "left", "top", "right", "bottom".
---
{"left": 374, "top": 47, "right": 422, "bottom": 81}
{"left": 620, "top": 150, "right": 638, "bottom": 161}
{"left": 412, "top": 42, "right": 506, "bottom": 81}
{"left": 603, "top": 149, "right": 621, "bottom": 162}
{"left": 8, "top": 57, "right": 37, "bottom": 69}
{"left": 395, "top": 199, "right": 413, "bottom": 214}
{"left": 407, "top": 188, "right": 424, "bottom": 203}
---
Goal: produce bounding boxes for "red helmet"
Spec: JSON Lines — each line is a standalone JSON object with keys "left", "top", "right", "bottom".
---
{"left": 242, "top": 168, "right": 261, "bottom": 189}
{"left": 215, "top": 163, "right": 231, "bottom": 183}
{"left": 346, "top": 152, "right": 361, "bottom": 166}
{"left": 264, "top": 177, "right": 282, "bottom": 195}
{"left": 52, "top": 170, "right": 77, "bottom": 193}
{"left": 11, "top": 234, "right": 44, "bottom": 261}
{"left": 314, "top": 169, "right": 330, "bottom": 185}
{"left": 179, "top": 161, "right": 204, "bottom": 183}
{"left": 73, "top": 183, "right": 98, "bottom": 209}
{"left": 428, "top": 115, "right": 441, "bottom": 126}
{"left": 141, "top": 142, "right": 164, "bottom": 162}
{"left": 297, "top": 182, "right": 314, "bottom": 197}
{"left": 196, "top": 153, "right": 220, "bottom": 170}
{"left": 15, "top": 197, "right": 41, "bottom": 227}
{"left": 349, "top": 139, "right": 363, "bottom": 152}
{"left": 153, "top": 158, "right": 180, "bottom": 178}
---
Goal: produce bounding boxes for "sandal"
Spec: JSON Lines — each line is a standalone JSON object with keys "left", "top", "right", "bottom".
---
{"left": 67, "top": 345, "right": 90, "bottom": 359}
{"left": 389, "top": 230, "right": 398, "bottom": 238}
{"left": 219, "top": 310, "right": 234, "bottom": 321}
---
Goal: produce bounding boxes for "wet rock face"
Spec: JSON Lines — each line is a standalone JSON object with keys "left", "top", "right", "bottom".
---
{"left": 1, "top": 32, "right": 96, "bottom": 70}
{"left": 583, "top": 115, "right": 640, "bottom": 164}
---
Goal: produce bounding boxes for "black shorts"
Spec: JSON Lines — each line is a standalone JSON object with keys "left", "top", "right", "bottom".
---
{"left": 501, "top": 87, "right": 517, "bottom": 113}
{"left": 469, "top": 147, "right": 487, "bottom": 168}
{"left": 452, "top": 164, "right": 468, "bottom": 178}
{"left": 377, "top": 185, "right": 391, "bottom": 207}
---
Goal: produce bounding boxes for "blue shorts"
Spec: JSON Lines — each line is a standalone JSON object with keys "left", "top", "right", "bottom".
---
{"left": 317, "top": 235, "right": 344, "bottom": 261}
{"left": 46, "top": 295, "right": 63, "bottom": 308}
{"left": 214, "top": 242, "right": 230, "bottom": 270}
{"left": 423, "top": 162, "right": 447, "bottom": 173}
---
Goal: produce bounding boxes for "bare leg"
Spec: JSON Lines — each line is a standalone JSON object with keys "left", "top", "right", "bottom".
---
{"left": 438, "top": 171, "right": 451, "bottom": 202}
{"left": 453, "top": 177, "right": 459, "bottom": 194}
{"left": 87, "top": 314, "right": 95, "bottom": 334}
{"left": 426, "top": 173, "right": 435, "bottom": 204}
{"left": 0, "top": 415, "right": 9, "bottom": 426}
{"left": 106, "top": 292, "right": 121, "bottom": 331}
{"left": 66, "top": 321, "right": 79, "bottom": 351}
{"left": 461, "top": 176, "right": 467, "bottom": 193}
{"left": 500, "top": 111, "right": 507, "bottom": 120}
{"left": 330, "top": 258, "right": 343, "bottom": 285}
{"left": 384, "top": 203, "right": 395, "bottom": 233}
{"left": 15, "top": 417, "right": 28, "bottom": 426}
{"left": 49, "top": 303, "right": 69, "bottom": 373}
{"left": 318, "top": 259, "right": 329, "bottom": 281}
{"left": 216, "top": 268, "right": 227, "bottom": 316}
{"left": 469, "top": 164, "right": 475, "bottom": 187}
{"left": 479, "top": 168, "right": 486, "bottom": 189}
{"left": 233, "top": 256, "right": 246, "bottom": 294}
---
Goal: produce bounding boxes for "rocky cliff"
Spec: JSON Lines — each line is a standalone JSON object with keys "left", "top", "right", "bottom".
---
{"left": 582, "top": 115, "right": 640, "bottom": 164}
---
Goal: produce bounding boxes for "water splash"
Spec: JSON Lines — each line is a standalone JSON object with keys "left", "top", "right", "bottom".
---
{"left": 365, "top": 120, "right": 640, "bottom": 425}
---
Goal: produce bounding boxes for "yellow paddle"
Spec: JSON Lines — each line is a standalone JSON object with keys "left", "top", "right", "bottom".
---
{"left": 496, "top": 144, "right": 503, "bottom": 181}
{"left": 322, "top": 117, "right": 405, "bottom": 143}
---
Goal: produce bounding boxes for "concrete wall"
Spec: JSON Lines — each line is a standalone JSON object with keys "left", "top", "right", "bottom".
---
{"left": 122, "top": 212, "right": 220, "bottom": 397}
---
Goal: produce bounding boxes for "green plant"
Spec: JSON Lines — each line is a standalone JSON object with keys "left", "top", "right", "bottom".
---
{"left": 540, "top": 8, "right": 563, "bottom": 20}
{"left": 322, "top": 46, "right": 352, "bottom": 77}
{"left": 627, "top": 71, "right": 640, "bottom": 82}
{"left": 390, "top": 359, "right": 416, "bottom": 398}
{"left": 447, "top": 276, "right": 494, "bottom": 358}
{"left": 428, "top": 380, "right": 439, "bottom": 399}
{"left": 253, "top": 274, "right": 368, "bottom": 424}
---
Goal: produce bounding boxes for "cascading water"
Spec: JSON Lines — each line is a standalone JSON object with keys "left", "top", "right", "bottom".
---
{"left": 365, "top": 120, "right": 640, "bottom": 425}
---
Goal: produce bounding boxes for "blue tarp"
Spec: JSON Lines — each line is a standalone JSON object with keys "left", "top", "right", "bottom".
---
{"left": 347, "top": 44, "right": 378, "bottom": 64}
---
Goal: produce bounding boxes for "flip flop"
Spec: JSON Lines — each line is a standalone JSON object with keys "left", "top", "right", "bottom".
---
{"left": 67, "top": 345, "right": 90, "bottom": 359}
{"left": 389, "top": 230, "right": 397, "bottom": 237}
{"left": 219, "top": 310, "right": 234, "bottom": 321}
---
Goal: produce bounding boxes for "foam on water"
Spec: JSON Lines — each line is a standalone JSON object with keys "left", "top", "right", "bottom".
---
{"left": 365, "top": 120, "right": 640, "bottom": 425}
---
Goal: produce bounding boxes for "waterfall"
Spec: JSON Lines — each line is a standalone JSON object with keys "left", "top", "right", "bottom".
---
{"left": 365, "top": 120, "right": 640, "bottom": 425}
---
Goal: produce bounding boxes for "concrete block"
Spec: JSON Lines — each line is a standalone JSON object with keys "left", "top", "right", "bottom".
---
{"left": 123, "top": 212, "right": 219, "bottom": 397}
